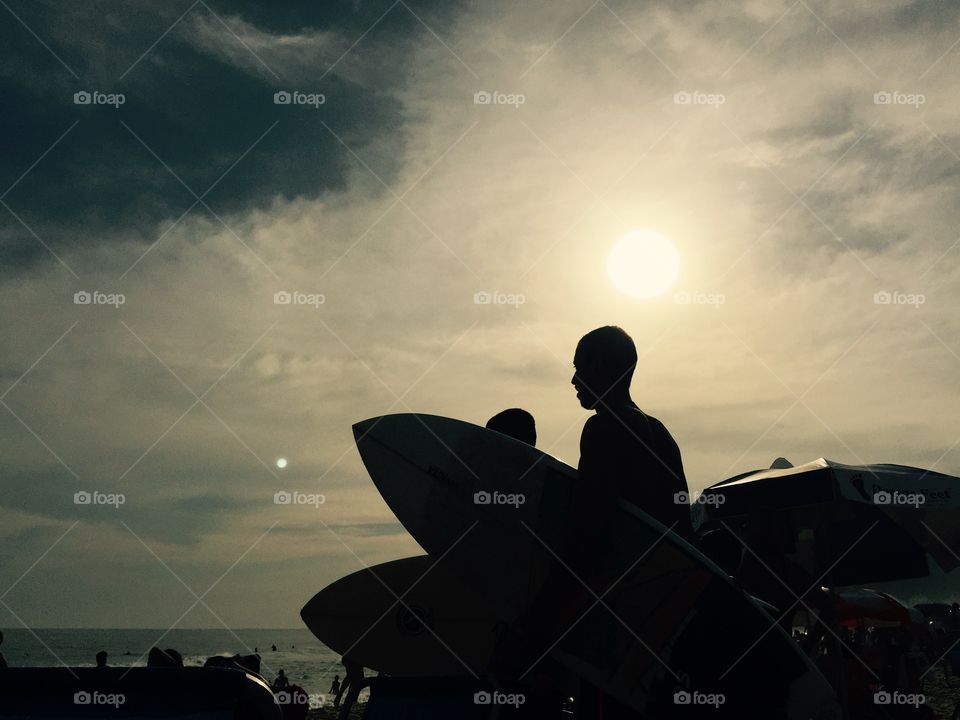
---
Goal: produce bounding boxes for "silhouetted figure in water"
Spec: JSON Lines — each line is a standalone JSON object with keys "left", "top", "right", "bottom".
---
{"left": 272, "top": 669, "right": 290, "bottom": 691}
{"left": 271, "top": 644, "right": 277, "bottom": 652}
{"left": 0, "top": 630, "right": 7, "bottom": 668}
{"left": 486, "top": 408, "right": 537, "bottom": 446}
{"left": 95, "top": 650, "right": 108, "bottom": 668}
{"left": 328, "top": 675, "right": 341, "bottom": 700}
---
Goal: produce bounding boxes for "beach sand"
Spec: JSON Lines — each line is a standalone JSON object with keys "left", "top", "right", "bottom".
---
{"left": 300, "top": 663, "right": 960, "bottom": 718}
{"left": 923, "top": 665, "right": 960, "bottom": 719}
{"left": 307, "top": 705, "right": 364, "bottom": 720}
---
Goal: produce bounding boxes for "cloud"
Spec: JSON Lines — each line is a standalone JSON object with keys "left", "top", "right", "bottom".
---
{"left": 4, "top": 0, "right": 960, "bottom": 625}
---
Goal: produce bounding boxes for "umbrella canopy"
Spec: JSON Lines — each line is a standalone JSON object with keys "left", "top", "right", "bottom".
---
{"left": 698, "top": 458, "right": 960, "bottom": 586}
{"left": 836, "top": 589, "right": 915, "bottom": 627}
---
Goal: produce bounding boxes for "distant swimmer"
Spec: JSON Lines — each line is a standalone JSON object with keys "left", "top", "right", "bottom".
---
{"left": 485, "top": 408, "right": 537, "bottom": 446}
{"left": 271, "top": 644, "right": 277, "bottom": 652}
{"left": 272, "top": 669, "right": 290, "bottom": 691}
{"left": 95, "top": 650, "right": 108, "bottom": 668}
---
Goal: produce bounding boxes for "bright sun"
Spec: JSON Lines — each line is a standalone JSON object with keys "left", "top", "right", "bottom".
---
{"left": 607, "top": 229, "right": 680, "bottom": 299}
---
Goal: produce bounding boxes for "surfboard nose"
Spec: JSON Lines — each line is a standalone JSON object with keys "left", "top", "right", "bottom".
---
{"left": 352, "top": 416, "right": 382, "bottom": 443}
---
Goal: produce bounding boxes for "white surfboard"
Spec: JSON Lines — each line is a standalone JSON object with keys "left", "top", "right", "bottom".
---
{"left": 353, "top": 413, "right": 840, "bottom": 719}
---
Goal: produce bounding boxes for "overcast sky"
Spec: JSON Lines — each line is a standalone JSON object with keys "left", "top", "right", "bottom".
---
{"left": 2, "top": 0, "right": 959, "bottom": 630}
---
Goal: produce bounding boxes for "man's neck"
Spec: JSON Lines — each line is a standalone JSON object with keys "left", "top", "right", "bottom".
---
{"left": 595, "top": 389, "right": 634, "bottom": 414}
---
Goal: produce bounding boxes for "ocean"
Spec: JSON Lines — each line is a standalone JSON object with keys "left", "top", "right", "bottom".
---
{"left": 0, "top": 628, "right": 356, "bottom": 703}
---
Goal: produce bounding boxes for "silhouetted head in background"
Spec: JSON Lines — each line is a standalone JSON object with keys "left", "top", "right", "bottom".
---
{"left": 486, "top": 408, "right": 537, "bottom": 446}
{"left": 147, "top": 647, "right": 183, "bottom": 668}
{"left": 96, "top": 650, "right": 108, "bottom": 667}
{"left": 572, "top": 326, "right": 637, "bottom": 410}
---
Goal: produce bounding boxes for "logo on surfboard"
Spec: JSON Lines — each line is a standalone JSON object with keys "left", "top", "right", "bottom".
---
{"left": 396, "top": 605, "right": 434, "bottom": 636}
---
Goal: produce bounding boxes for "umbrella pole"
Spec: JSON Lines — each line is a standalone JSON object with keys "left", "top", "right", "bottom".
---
{"left": 816, "top": 518, "right": 850, "bottom": 720}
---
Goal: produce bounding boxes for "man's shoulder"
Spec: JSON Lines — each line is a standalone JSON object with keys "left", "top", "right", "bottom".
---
{"left": 643, "top": 412, "right": 678, "bottom": 444}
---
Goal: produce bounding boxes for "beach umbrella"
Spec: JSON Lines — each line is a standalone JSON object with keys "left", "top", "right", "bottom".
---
{"left": 835, "top": 589, "right": 914, "bottom": 626}
{"left": 697, "top": 458, "right": 960, "bottom": 586}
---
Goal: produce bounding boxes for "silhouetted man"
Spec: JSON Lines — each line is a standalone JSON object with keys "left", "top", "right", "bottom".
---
{"left": 335, "top": 657, "right": 364, "bottom": 718}
{"left": 569, "top": 325, "right": 692, "bottom": 548}
{"left": 507, "top": 326, "right": 692, "bottom": 717}
{"left": 95, "top": 650, "right": 108, "bottom": 668}
{"left": 486, "top": 408, "right": 537, "bottom": 446}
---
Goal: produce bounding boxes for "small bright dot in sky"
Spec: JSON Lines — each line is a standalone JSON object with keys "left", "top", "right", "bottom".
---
{"left": 607, "top": 229, "right": 680, "bottom": 299}
{"left": 276, "top": 458, "right": 287, "bottom": 469}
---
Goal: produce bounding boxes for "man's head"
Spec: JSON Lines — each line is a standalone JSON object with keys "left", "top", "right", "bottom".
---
{"left": 486, "top": 408, "right": 537, "bottom": 446}
{"left": 96, "top": 651, "right": 108, "bottom": 667}
{"left": 571, "top": 326, "right": 637, "bottom": 409}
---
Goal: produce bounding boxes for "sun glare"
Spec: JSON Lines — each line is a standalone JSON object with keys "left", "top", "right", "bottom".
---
{"left": 607, "top": 229, "right": 680, "bottom": 299}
